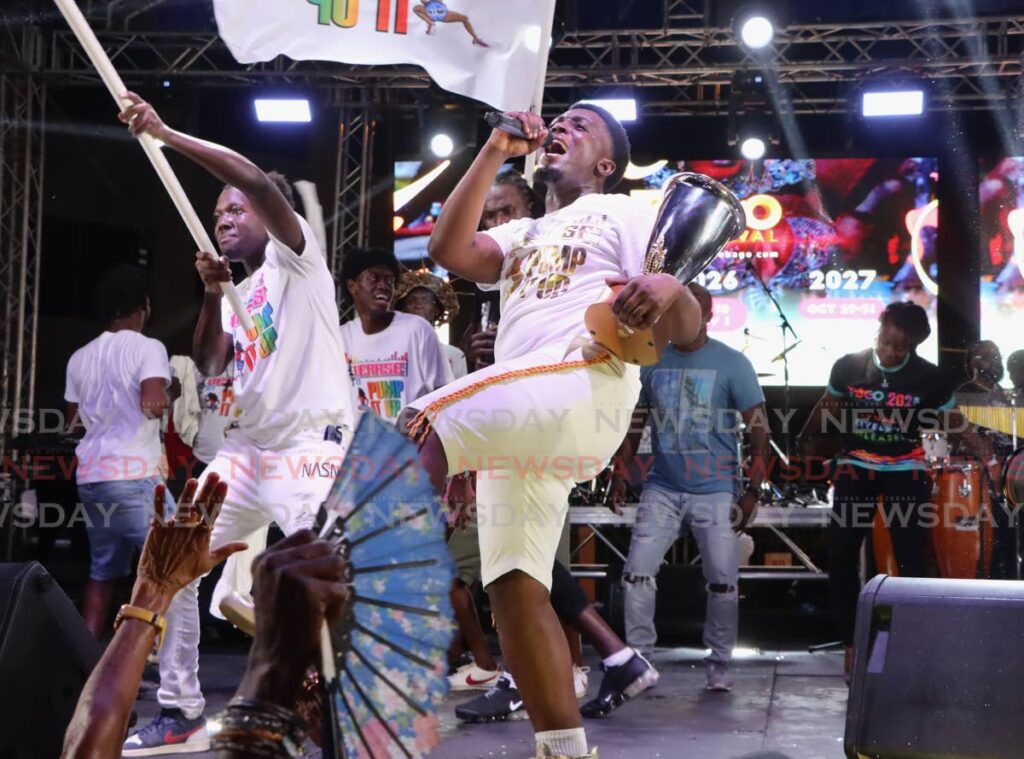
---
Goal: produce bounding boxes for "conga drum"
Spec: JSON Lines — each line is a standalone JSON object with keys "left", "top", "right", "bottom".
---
{"left": 1003, "top": 447, "right": 1024, "bottom": 509}
{"left": 930, "top": 462, "right": 993, "bottom": 579}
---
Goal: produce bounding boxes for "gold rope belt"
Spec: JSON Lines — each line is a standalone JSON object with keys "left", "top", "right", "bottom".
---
{"left": 408, "top": 352, "right": 613, "bottom": 444}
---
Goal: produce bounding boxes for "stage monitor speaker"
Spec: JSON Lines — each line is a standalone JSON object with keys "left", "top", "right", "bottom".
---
{"left": 0, "top": 562, "right": 100, "bottom": 759}
{"left": 846, "top": 575, "right": 1024, "bottom": 759}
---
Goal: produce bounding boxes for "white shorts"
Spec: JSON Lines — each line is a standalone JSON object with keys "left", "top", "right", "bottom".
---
{"left": 409, "top": 344, "right": 640, "bottom": 590}
{"left": 200, "top": 426, "right": 351, "bottom": 550}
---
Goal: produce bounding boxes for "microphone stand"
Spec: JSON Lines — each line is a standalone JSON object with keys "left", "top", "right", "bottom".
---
{"left": 745, "top": 261, "right": 800, "bottom": 470}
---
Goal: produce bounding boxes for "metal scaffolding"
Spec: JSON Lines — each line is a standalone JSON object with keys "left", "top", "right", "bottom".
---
{"left": 0, "top": 25, "right": 45, "bottom": 456}
{"left": 330, "top": 106, "right": 376, "bottom": 322}
{"left": 30, "top": 4, "right": 1024, "bottom": 115}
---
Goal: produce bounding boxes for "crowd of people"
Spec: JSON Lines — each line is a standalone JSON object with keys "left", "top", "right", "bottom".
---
{"left": 53, "top": 91, "right": 1023, "bottom": 759}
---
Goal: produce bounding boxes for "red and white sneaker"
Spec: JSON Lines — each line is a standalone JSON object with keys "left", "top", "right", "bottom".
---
{"left": 448, "top": 662, "right": 502, "bottom": 691}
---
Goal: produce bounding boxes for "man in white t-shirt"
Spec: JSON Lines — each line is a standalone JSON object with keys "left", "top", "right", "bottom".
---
{"left": 395, "top": 268, "right": 468, "bottom": 380}
{"left": 192, "top": 367, "right": 239, "bottom": 466}
{"left": 117, "top": 93, "right": 356, "bottom": 756}
{"left": 406, "top": 104, "right": 701, "bottom": 759}
{"left": 65, "top": 264, "right": 174, "bottom": 640}
{"left": 340, "top": 248, "right": 453, "bottom": 425}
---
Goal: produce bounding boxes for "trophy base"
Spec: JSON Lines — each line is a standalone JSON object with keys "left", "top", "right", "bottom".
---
{"left": 584, "top": 286, "right": 664, "bottom": 366}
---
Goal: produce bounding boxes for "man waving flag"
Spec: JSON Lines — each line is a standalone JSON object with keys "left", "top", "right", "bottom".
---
{"left": 213, "top": 0, "right": 556, "bottom": 111}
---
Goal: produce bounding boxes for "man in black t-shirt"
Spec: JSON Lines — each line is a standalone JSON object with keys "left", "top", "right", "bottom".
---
{"left": 799, "top": 303, "right": 953, "bottom": 677}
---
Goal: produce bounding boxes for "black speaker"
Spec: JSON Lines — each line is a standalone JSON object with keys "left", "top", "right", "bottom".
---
{"left": 0, "top": 562, "right": 101, "bottom": 759}
{"left": 846, "top": 575, "right": 1024, "bottom": 759}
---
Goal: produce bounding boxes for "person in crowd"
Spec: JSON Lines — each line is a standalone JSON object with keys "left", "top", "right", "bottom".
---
{"left": 797, "top": 302, "right": 979, "bottom": 677}
{"left": 611, "top": 284, "right": 769, "bottom": 692}
{"left": 1008, "top": 349, "right": 1024, "bottom": 393}
{"left": 118, "top": 91, "right": 356, "bottom": 754}
{"left": 65, "top": 264, "right": 174, "bottom": 640}
{"left": 456, "top": 558, "right": 659, "bottom": 722}
{"left": 405, "top": 103, "right": 701, "bottom": 759}
{"left": 340, "top": 248, "right": 454, "bottom": 425}
{"left": 396, "top": 268, "right": 469, "bottom": 380}
{"left": 956, "top": 340, "right": 1007, "bottom": 398}
{"left": 61, "top": 475, "right": 245, "bottom": 758}
{"left": 460, "top": 169, "right": 545, "bottom": 372}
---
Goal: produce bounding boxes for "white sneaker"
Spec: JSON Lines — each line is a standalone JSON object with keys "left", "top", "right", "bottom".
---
{"left": 448, "top": 662, "right": 502, "bottom": 691}
{"left": 573, "top": 665, "right": 590, "bottom": 699}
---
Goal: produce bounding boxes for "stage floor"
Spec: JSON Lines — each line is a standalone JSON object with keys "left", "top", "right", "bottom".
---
{"left": 134, "top": 646, "right": 850, "bottom": 759}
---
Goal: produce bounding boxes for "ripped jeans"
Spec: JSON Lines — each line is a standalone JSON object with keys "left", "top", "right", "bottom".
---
{"left": 623, "top": 483, "right": 739, "bottom": 663}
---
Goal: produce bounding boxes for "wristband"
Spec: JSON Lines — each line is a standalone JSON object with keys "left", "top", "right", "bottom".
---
{"left": 114, "top": 605, "right": 167, "bottom": 651}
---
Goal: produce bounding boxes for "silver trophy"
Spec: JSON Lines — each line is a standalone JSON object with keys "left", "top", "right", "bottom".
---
{"left": 585, "top": 172, "right": 746, "bottom": 365}
{"left": 644, "top": 172, "right": 746, "bottom": 282}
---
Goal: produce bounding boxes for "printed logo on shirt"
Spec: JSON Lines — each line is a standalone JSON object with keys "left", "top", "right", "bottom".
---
{"left": 346, "top": 351, "right": 408, "bottom": 421}
{"left": 199, "top": 376, "right": 236, "bottom": 418}
{"left": 230, "top": 276, "right": 279, "bottom": 377}
{"left": 504, "top": 215, "right": 606, "bottom": 301}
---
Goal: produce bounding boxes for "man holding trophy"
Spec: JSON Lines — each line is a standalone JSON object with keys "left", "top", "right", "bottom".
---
{"left": 405, "top": 104, "right": 742, "bottom": 759}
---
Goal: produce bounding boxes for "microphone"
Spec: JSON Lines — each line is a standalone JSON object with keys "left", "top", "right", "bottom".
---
{"left": 484, "top": 112, "right": 554, "bottom": 149}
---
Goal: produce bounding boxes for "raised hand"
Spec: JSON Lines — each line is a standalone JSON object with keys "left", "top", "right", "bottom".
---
{"left": 136, "top": 475, "right": 247, "bottom": 597}
{"left": 485, "top": 110, "right": 549, "bottom": 158}
{"left": 195, "top": 250, "right": 232, "bottom": 294}
{"left": 117, "top": 91, "right": 170, "bottom": 140}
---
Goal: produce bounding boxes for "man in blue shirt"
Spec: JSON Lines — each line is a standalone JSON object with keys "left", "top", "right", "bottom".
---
{"left": 611, "top": 284, "right": 769, "bottom": 692}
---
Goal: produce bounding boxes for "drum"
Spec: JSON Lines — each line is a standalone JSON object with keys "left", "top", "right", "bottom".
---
{"left": 921, "top": 431, "right": 951, "bottom": 468}
{"left": 930, "top": 463, "right": 993, "bottom": 579}
{"left": 1002, "top": 447, "right": 1024, "bottom": 509}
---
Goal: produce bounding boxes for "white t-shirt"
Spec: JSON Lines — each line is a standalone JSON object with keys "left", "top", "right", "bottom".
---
{"left": 221, "top": 214, "right": 356, "bottom": 449}
{"left": 444, "top": 343, "right": 468, "bottom": 381}
{"left": 192, "top": 367, "right": 240, "bottom": 464}
{"left": 481, "top": 192, "right": 657, "bottom": 364}
{"left": 65, "top": 330, "right": 171, "bottom": 484}
{"left": 340, "top": 311, "right": 454, "bottom": 426}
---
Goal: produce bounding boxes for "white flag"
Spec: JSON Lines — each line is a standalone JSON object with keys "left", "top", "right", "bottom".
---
{"left": 212, "top": 0, "right": 555, "bottom": 111}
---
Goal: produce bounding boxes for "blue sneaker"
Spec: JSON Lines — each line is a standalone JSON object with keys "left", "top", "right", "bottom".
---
{"left": 122, "top": 708, "right": 209, "bottom": 756}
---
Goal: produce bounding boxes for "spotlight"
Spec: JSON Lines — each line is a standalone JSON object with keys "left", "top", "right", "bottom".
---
{"left": 253, "top": 98, "right": 312, "bottom": 123}
{"left": 740, "top": 136, "right": 767, "bottom": 160}
{"left": 739, "top": 15, "right": 774, "bottom": 49}
{"left": 578, "top": 98, "right": 638, "bottom": 122}
{"left": 862, "top": 89, "right": 925, "bottom": 118}
{"left": 430, "top": 134, "right": 454, "bottom": 158}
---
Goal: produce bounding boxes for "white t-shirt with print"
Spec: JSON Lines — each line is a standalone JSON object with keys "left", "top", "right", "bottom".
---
{"left": 221, "top": 214, "right": 356, "bottom": 449}
{"left": 192, "top": 367, "right": 240, "bottom": 464}
{"left": 65, "top": 330, "right": 171, "bottom": 484}
{"left": 340, "top": 311, "right": 454, "bottom": 426}
{"left": 481, "top": 192, "right": 657, "bottom": 364}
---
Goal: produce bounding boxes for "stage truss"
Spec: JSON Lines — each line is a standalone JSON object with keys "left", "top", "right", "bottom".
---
{"left": 0, "top": 24, "right": 45, "bottom": 459}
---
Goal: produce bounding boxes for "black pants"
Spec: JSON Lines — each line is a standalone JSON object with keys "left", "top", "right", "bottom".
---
{"left": 829, "top": 466, "right": 931, "bottom": 645}
{"left": 550, "top": 559, "right": 590, "bottom": 622}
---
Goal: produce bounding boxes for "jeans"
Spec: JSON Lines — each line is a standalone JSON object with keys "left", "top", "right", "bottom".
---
{"left": 77, "top": 476, "right": 172, "bottom": 581}
{"left": 623, "top": 483, "right": 739, "bottom": 663}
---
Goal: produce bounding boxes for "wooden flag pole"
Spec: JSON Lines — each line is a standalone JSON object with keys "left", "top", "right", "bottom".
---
{"left": 524, "top": 3, "right": 557, "bottom": 184}
{"left": 52, "top": 0, "right": 254, "bottom": 332}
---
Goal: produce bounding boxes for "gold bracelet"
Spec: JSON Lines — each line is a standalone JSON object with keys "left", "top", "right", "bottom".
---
{"left": 114, "top": 604, "right": 168, "bottom": 651}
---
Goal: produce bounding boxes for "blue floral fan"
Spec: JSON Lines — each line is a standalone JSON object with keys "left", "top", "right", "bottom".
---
{"left": 315, "top": 411, "right": 455, "bottom": 759}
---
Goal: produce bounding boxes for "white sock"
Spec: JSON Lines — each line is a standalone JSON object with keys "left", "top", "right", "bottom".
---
{"left": 602, "top": 647, "right": 634, "bottom": 669}
{"left": 535, "top": 728, "right": 588, "bottom": 758}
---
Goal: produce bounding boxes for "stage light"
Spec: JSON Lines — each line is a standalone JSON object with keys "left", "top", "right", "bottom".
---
{"left": 578, "top": 98, "right": 637, "bottom": 122}
{"left": 740, "top": 136, "right": 767, "bottom": 160}
{"left": 394, "top": 159, "right": 451, "bottom": 210}
{"left": 862, "top": 90, "right": 925, "bottom": 118}
{"left": 429, "top": 133, "right": 454, "bottom": 158}
{"left": 254, "top": 98, "right": 312, "bottom": 123}
{"left": 739, "top": 14, "right": 774, "bottom": 49}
